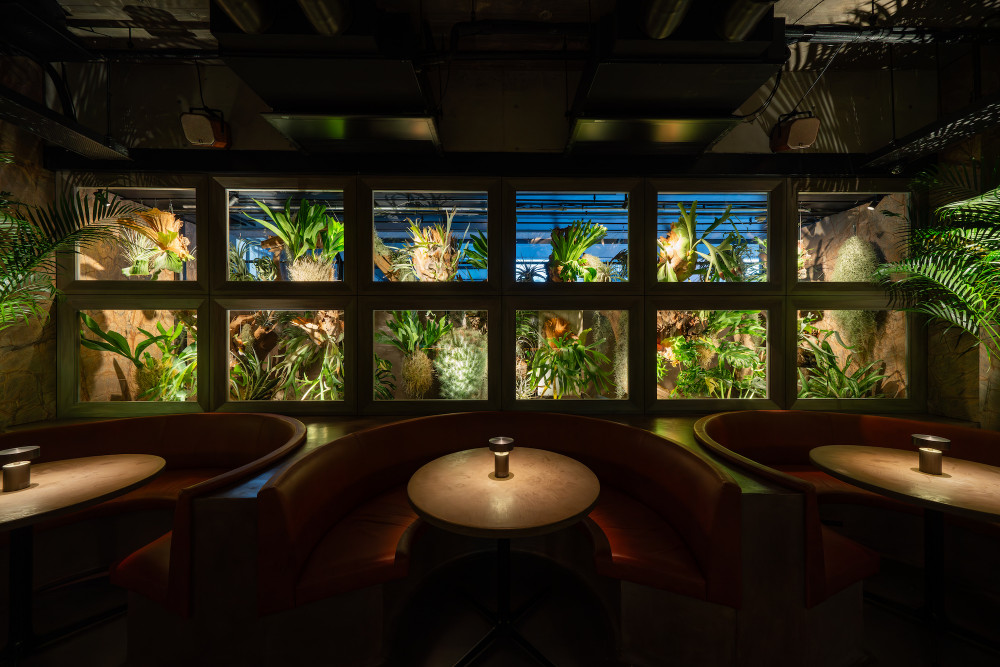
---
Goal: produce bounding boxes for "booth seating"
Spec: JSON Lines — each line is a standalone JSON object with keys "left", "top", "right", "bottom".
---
{"left": 693, "top": 410, "right": 1000, "bottom": 607}
{"left": 695, "top": 410, "right": 1000, "bottom": 512}
{"left": 0, "top": 413, "right": 306, "bottom": 617}
{"left": 257, "top": 411, "right": 742, "bottom": 664}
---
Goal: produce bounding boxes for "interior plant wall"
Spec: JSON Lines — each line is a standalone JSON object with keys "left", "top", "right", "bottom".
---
{"left": 51, "top": 173, "right": 925, "bottom": 419}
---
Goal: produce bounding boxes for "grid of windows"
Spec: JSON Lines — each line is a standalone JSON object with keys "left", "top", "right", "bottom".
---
{"left": 56, "top": 176, "right": 920, "bottom": 417}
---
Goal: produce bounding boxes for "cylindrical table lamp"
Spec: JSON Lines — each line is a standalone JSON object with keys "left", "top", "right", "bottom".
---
{"left": 489, "top": 437, "right": 514, "bottom": 479}
{"left": 0, "top": 445, "right": 41, "bottom": 492}
{"left": 913, "top": 434, "right": 950, "bottom": 475}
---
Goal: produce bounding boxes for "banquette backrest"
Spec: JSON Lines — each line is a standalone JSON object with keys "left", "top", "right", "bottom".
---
{"left": 258, "top": 411, "right": 741, "bottom": 612}
{"left": 0, "top": 413, "right": 305, "bottom": 471}
{"left": 698, "top": 410, "right": 1000, "bottom": 469}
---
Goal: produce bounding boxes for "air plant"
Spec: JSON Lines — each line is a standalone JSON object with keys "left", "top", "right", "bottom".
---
{"left": 118, "top": 208, "right": 193, "bottom": 279}
{"left": 404, "top": 208, "right": 462, "bottom": 282}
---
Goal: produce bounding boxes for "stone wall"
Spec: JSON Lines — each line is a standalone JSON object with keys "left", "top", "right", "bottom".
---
{"left": 0, "top": 58, "right": 57, "bottom": 429}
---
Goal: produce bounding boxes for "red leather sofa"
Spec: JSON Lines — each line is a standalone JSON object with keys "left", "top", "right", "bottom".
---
{"left": 257, "top": 411, "right": 743, "bottom": 615}
{"left": 1, "top": 413, "right": 307, "bottom": 616}
{"left": 694, "top": 410, "right": 1000, "bottom": 606}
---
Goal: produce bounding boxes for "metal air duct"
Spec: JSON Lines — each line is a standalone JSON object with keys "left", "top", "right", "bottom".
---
{"left": 296, "top": 0, "right": 352, "bottom": 36}
{"left": 642, "top": 0, "right": 695, "bottom": 39}
{"left": 721, "top": 0, "right": 777, "bottom": 42}
{"left": 213, "top": 0, "right": 273, "bottom": 35}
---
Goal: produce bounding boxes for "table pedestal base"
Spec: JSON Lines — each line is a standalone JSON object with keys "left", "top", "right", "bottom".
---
{"left": 454, "top": 539, "right": 555, "bottom": 667}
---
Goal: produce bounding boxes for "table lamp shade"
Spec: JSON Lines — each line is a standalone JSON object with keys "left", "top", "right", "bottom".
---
{"left": 0, "top": 446, "right": 40, "bottom": 466}
{"left": 912, "top": 434, "right": 950, "bottom": 452}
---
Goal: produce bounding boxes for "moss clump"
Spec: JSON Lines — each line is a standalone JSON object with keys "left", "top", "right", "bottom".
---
{"left": 434, "top": 328, "right": 487, "bottom": 400}
{"left": 400, "top": 349, "right": 433, "bottom": 399}
{"left": 830, "top": 236, "right": 879, "bottom": 283}
{"left": 830, "top": 309, "right": 878, "bottom": 360}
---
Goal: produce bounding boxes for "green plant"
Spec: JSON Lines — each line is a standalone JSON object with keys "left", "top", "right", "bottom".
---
{"left": 118, "top": 208, "right": 193, "bottom": 279}
{"left": 0, "top": 173, "right": 137, "bottom": 332}
{"left": 515, "top": 262, "right": 544, "bottom": 283}
{"left": 245, "top": 198, "right": 343, "bottom": 278}
{"left": 464, "top": 230, "right": 488, "bottom": 270}
{"left": 875, "top": 163, "right": 1000, "bottom": 361}
{"left": 373, "top": 353, "right": 396, "bottom": 400}
{"left": 547, "top": 220, "right": 607, "bottom": 282}
{"left": 272, "top": 315, "right": 344, "bottom": 401}
{"left": 230, "top": 348, "right": 284, "bottom": 400}
{"left": 797, "top": 329, "right": 887, "bottom": 398}
{"left": 665, "top": 310, "right": 766, "bottom": 399}
{"left": 400, "top": 349, "right": 434, "bottom": 399}
{"left": 375, "top": 310, "right": 453, "bottom": 355}
{"left": 434, "top": 328, "right": 488, "bottom": 399}
{"left": 656, "top": 202, "right": 746, "bottom": 282}
{"left": 656, "top": 352, "right": 669, "bottom": 382}
{"left": 80, "top": 313, "right": 197, "bottom": 401}
{"left": 527, "top": 328, "right": 612, "bottom": 399}
{"left": 829, "top": 309, "right": 878, "bottom": 360}
{"left": 830, "top": 236, "right": 879, "bottom": 283}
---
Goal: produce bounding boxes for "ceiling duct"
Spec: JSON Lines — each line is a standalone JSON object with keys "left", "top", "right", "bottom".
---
{"left": 213, "top": 0, "right": 273, "bottom": 35}
{"left": 721, "top": 0, "right": 777, "bottom": 42}
{"left": 296, "top": 0, "right": 351, "bottom": 36}
{"left": 786, "top": 24, "right": 1000, "bottom": 45}
{"left": 0, "top": 84, "right": 129, "bottom": 160}
{"left": 642, "top": 0, "right": 695, "bottom": 40}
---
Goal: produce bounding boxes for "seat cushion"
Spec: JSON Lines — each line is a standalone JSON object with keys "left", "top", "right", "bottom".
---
{"left": 821, "top": 526, "right": 880, "bottom": 598}
{"left": 775, "top": 466, "right": 920, "bottom": 514}
{"left": 585, "top": 487, "right": 707, "bottom": 602}
{"left": 111, "top": 531, "right": 173, "bottom": 609}
{"left": 294, "top": 486, "right": 419, "bottom": 608}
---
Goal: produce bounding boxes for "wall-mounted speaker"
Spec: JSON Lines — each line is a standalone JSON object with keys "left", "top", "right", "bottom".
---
{"left": 181, "top": 112, "right": 230, "bottom": 148}
{"left": 769, "top": 115, "right": 820, "bottom": 152}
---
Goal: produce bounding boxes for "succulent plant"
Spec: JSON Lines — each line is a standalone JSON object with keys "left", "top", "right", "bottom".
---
{"left": 434, "top": 328, "right": 487, "bottom": 400}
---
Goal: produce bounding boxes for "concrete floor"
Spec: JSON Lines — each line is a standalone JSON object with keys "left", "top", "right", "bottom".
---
{"left": 11, "top": 553, "right": 999, "bottom": 667}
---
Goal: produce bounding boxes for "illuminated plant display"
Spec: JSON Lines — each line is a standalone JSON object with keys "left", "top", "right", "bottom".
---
{"left": 373, "top": 310, "right": 488, "bottom": 400}
{"left": 79, "top": 310, "right": 197, "bottom": 401}
{"left": 373, "top": 191, "right": 488, "bottom": 282}
{"left": 656, "top": 310, "right": 766, "bottom": 399}
{"left": 227, "top": 190, "right": 344, "bottom": 282}
{"left": 514, "top": 192, "right": 628, "bottom": 283}
{"left": 655, "top": 193, "right": 767, "bottom": 283}
{"left": 76, "top": 188, "right": 197, "bottom": 282}
{"left": 796, "top": 310, "right": 907, "bottom": 398}
{"left": 229, "top": 310, "right": 345, "bottom": 401}
{"left": 515, "top": 309, "right": 627, "bottom": 399}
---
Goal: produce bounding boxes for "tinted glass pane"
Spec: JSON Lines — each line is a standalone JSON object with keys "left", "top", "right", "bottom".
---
{"left": 797, "top": 309, "right": 907, "bottom": 398}
{"left": 798, "top": 193, "right": 909, "bottom": 282}
{"left": 514, "top": 192, "right": 629, "bottom": 283}
{"left": 79, "top": 309, "right": 196, "bottom": 401}
{"left": 227, "top": 190, "right": 344, "bottom": 282}
{"left": 656, "top": 193, "right": 767, "bottom": 282}
{"left": 229, "top": 309, "right": 345, "bottom": 401}
{"left": 79, "top": 188, "right": 197, "bottom": 281}
{"left": 373, "top": 191, "right": 488, "bottom": 282}
{"left": 655, "top": 310, "right": 767, "bottom": 399}
{"left": 373, "top": 310, "right": 488, "bottom": 400}
{"left": 515, "top": 309, "right": 627, "bottom": 399}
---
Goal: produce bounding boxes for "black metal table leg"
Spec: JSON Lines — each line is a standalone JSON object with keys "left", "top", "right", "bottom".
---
{"left": 453, "top": 539, "right": 555, "bottom": 667}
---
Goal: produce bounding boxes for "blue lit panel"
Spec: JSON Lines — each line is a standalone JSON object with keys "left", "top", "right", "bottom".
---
{"left": 656, "top": 192, "right": 768, "bottom": 283}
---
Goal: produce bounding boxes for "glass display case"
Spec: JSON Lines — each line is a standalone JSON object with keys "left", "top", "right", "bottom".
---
{"left": 227, "top": 189, "right": 345, "bottom": 282}
{"left": 228, "top": 309, "right": 346, "bottom": 401}
{"left": 78, "top": 188, "right": 197, "bottom": 282}
{"left": 797, "top": 193, "right": 909, "bottom": 283}
{"left": 514, "top": 309, "right": 628, "bottom": 400}
{"left": 514, "top": 192, "right": 629, "bottom": 283}
{"left": 373, "top": 309, "right": 488, "bottom": 400}
{"left": 78, "top": 308, "right": 197, "bottom": 402}
{"left": 372, "top": 191, "right": 488, "bottom": 283}
{"left": 655, "top": 192, "right": 767, "bottom": 283}
{"left": 655, "top": 309, "right": 767, "bottom": 399}
{"left": 796, "top": 309, "right": 907, "bottom": 398}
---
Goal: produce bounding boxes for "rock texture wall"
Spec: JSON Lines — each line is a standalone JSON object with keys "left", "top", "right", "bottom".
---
{"left": 0, "top": 58, "right": 57, "bottom": 429}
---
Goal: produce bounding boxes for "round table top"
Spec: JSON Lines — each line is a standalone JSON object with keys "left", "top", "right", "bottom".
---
{"left": 407, "top": 448, "right": 600, "bottom": 539}
{"left": 0, "top": 454, "right": 165, "bottom": 531}
{"left": 809, "top": 445, "right": 1000, "bottom": 522}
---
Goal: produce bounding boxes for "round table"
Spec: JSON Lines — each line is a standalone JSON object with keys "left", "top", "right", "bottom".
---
{"left": 809, "top": 445, "right": 1000, "bottom": 636}
{"left": 408, "top": 447, "right": 600, "bottom": 667}
{"left": 0, "top": 454, "right": 165, "bottom": 660}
